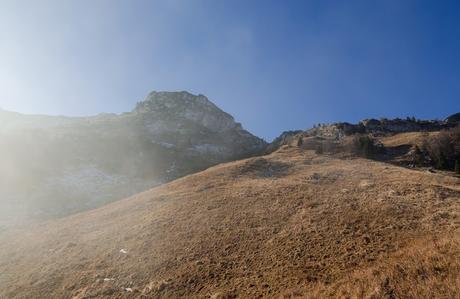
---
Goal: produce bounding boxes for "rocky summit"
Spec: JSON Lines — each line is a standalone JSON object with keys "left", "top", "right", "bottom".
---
{"left": 0, "top": 91, "right": 266, "bottom": 227}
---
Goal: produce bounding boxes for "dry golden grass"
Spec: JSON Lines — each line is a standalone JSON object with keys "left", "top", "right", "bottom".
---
{"left": 379, "top": 132, "right": 438, "bottom": 148}
{"left": 0, "top": 146, "right": 459, "bottom": 298}
{"left": 293, "top": 233, "right": 460, "bottom": 299}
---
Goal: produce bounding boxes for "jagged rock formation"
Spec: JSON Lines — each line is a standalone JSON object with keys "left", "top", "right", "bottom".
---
{"left": 0, "top": 91, "right": 266, "bottom": 227}
{"left": 358, "top": 118, "right": 449, "bottom": 133}
{"left": 310, "top": 118, "right": 453, "bottom": 139}
{"left": 133, "top": 91, "right": 265, "bottom": 161}
{"left": 265, "top": 130, "right": 302, "bottom": 153}
{"left": 446, "top": 112, "right": 460, "bottom": 124}
{"left": 268, "top": 115, "right": 459, "bottom": 151}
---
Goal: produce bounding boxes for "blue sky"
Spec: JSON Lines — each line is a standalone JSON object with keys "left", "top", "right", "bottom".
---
{"left": 1, "top": 0, "right": 459, "bottom": 140}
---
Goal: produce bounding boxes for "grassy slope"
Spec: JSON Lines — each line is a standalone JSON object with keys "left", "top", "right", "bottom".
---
{"left": 0, "top": 146, "right": 459, "bottom": 298}
{"left": 378, "top": 131, "right": 439, "bottom": 148}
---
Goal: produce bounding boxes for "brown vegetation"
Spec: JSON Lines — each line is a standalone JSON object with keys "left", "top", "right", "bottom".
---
{"left": 342, "top": 135, "right": 383, "bottom": 158}
{"left": 416, "top": 126, "right": 460, "bottom": 170}
{"left": 0, "top": 145, "right": 459, "bottom": 298}
{"left": 301, "top": 233, "right": 460, "bottom": 298}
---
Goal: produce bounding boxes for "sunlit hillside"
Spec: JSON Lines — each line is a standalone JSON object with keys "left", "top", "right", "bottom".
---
{"left": 1, "top": 145, "right": 458, "bottom": 298}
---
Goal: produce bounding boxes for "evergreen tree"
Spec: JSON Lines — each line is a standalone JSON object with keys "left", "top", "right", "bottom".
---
{"left": 359, "top": 136, "right": 373, "bottom": 158}
{"left": 315, "top": 144, "right": 323, "bottom": 154}
{"left": 437, "top": 151, "right": 448, "bottom": 169}
{"left": 455, "top": 160, "right": 460, "bottom": 174}
{"left": 413, "top": 145, "right": 424, "bottom": 166}
{"left": 297, "top": 137, "right": 303, "bottom": 147}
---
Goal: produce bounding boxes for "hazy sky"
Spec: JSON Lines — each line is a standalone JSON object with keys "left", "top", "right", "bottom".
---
{"left": 1, "top": 0, "right": 460, "bottom": 140}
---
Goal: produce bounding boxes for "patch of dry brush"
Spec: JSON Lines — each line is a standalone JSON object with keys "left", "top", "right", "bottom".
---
{"left": 300, "top": 233, "right": 460, "bottom": 299}
{"left": 419, "top": 125, "right": 460, "bottom": 171}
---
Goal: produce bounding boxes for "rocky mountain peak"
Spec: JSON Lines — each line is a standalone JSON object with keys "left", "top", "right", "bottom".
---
{"left": 135, "top": 91, "right": 216, "bottom": 112}
{"left": 0, "top": 90, "right": 267, "bottom": 226}
{"left": 134, "top": 91, "right": 242, "bottom": 133}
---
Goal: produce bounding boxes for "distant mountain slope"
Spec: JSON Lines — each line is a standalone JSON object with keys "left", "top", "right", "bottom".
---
{"left": 0, "top": 91, "right": 266, "bottom": 227}
{"left": 0, "top": 146, "right": 458, "bottom": 298}
{"left": 266, "top": 114, "right": 460, "bottom": 158}
{"left": 446, "top": 112, "right": 460, "bottom": 124}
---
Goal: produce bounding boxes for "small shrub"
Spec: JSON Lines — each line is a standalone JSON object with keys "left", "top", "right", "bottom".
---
{"left": 297, "top": 137, "right": 303, "bottom": 147}
{"left": 360, "top": 136, "right": 374, "bottom": 158}
{"left": 413, "top": 145, "right": 425, "bottom": 166}
{"left": 315, "top": 144, "right": 323, "bottom": 154}
{"left": 345, "top": 135, "right": 381, "bottom": 158}
{"left": 323, "top": 139, "right": 338, "bottom": 153}
{"left": 421, "top": 125, "right": 460, "bottom": 170}
{"left": 437, "top": 152, "right": 448, "bottom": 169}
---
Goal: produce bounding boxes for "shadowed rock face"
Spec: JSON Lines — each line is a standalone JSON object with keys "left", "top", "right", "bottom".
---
{"left": 446, "top": 112, "right": 460, "bottom": 124}
{"left": 0, "top": 91, "right": 267, "bottom": 227}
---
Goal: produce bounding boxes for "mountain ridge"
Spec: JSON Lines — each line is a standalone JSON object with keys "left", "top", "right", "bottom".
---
{"left": 1, "top": 89, "right": 458, "bottom": 228}
{"left": 0, "top": 91, "right": 266, "bottom": 228}
{"left": 1, "top": 97, "right": 460, "bottom": 297}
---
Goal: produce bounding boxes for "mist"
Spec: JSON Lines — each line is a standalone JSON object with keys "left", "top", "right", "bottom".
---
{"left": 0, "top": 91, "right": 266, "bottom": 229}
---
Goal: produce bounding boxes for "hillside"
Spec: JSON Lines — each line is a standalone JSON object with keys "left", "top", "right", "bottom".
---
{"left": 0, "top": 91, "right": 266, "bottom": 228}
{"left": 1, "top": 145, "right": 459, "bottom": 298}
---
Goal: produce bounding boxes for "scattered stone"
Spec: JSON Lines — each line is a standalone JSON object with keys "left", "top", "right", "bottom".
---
{"left": 310, "top": 173, "right": 321, "bottom": 181}
{"left": 359, "top": 180, "right": 373, "bottom": 188}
